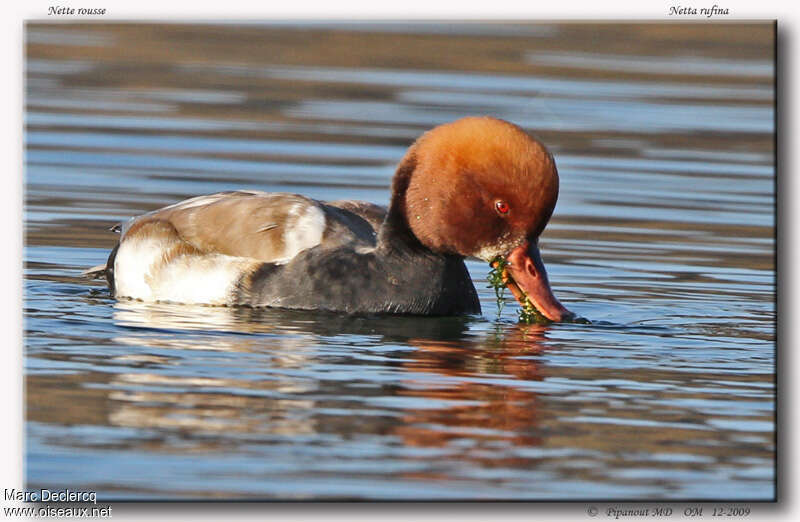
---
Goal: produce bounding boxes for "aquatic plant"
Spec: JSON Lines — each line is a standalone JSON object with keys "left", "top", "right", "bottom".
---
{"left": 487, "top": 257, "right": 548, "bottom": 324}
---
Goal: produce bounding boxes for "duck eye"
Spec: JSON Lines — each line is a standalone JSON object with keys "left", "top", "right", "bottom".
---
{"left": 495, "top": 200, "right": 510, "bottom": 216}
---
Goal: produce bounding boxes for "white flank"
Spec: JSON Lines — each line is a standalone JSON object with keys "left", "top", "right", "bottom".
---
{"left": 150, "top": 254, "right": 253, "bottom": 305}
{"left": 114, "top": 233, "right": 255, "bottom": 305}
{"left": 113, "top": 234, "right": 168, "bottom": 301}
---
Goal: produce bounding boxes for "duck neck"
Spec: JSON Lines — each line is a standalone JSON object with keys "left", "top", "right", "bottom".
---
{"left": 375, "top": 213, "right": 479, "bottom": 316}
{"left": 377, "top": 208, "right": 429, "bottom": 256}
{"left": 378, "top": 148, "right": 434, "bottom": 257}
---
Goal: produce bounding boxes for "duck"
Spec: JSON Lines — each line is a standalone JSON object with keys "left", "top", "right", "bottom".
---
{"left": 89, "top": 116, "right": 574, "bottom": 321}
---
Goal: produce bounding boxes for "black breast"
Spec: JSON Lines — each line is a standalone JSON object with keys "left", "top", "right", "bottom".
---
{"left": 236, "top": 246, "right": 480, "bottom": 316}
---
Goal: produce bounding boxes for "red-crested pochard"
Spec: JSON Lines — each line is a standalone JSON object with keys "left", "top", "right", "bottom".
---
{"left": 90, "top": 116, "right": 574, "bottom": 321}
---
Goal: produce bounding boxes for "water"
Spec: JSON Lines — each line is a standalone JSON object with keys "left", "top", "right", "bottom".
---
{"left": 24, "top": 22, "right": 775, "bottom": 500}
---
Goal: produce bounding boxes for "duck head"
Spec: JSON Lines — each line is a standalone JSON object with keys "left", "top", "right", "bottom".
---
{"left": 388, "top": 116, "right": 573, "bottom": 322}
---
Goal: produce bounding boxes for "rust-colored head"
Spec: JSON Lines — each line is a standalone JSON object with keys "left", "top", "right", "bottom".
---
{"left": 389, "top": 116, "right": 572, "bottom": 322}
{"left": 393, "top": 116, "right": 559, "bottom": 260}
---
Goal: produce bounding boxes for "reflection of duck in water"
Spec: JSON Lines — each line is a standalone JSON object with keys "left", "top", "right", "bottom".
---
{"left": 395, "top": 324, "right": 549, "bottom": 453}
{"left": 107, "top": 303, "right": 550, "bottom": 454}
{"left": 111, "top": 298, "right": 477, "bottom": 338}
{"left": 89, "top": 117, "right": 572, "bottom": 321}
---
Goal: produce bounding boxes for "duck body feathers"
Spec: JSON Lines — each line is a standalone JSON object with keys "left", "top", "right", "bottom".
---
{"left": 106, "top": 190, "right": 480, "bottom": 315}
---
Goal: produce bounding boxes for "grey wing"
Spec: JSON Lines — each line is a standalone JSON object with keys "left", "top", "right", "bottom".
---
{"left": 114, "top": 191, "right": 385, "bottom": 264}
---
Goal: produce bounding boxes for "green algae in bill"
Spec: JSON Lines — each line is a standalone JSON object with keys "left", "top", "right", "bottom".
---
{"left": 487, "top": 257, "right": 551, "bottom": 325}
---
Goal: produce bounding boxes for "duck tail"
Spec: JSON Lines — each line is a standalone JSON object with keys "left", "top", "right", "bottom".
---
{"left": 83, "top": 242, "right": 120, "bottom": 295}
{"left": 82, "top": 264, "right": 108, "bottom": 279}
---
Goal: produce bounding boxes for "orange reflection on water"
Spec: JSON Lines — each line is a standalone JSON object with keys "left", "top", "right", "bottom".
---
{"left": 393, "top": 324, "right": 551, "bottom": 467}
